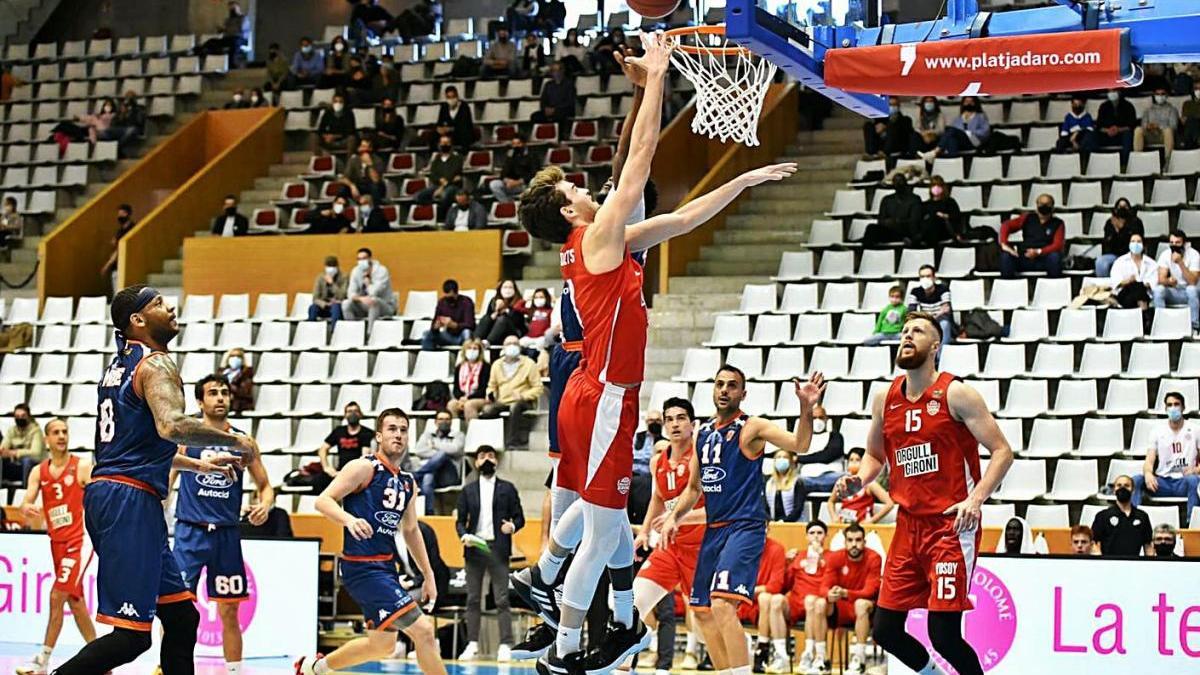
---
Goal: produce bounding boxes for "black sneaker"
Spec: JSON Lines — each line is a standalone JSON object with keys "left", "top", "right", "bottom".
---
{"left": 511, "top": 622, "right": 557, "bottom": 661}
{"left": 511, "top": 566, "right": 561, "bottom": 628}
{"left": 753, "top": 641, "right": 770, "bottom": 673}
{"left": 580, "top": 609, "right": 652, "bottom": 675}
{"left": 535, "top": 645, "right": 586, "bottom": 675}
{"left": 697, "top": 651, "right": 714, "bottom": 671}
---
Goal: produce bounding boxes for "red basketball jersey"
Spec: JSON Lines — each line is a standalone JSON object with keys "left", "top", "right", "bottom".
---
{"left": 560, "top": 227, "right": 648, "bottom": 385}
{"left": 881, "top": 372, "right": 981, "bottom": 516}
{"left": 38, "top": 455, "right": 85, "bottom": 543}
{"left": 837, "top": 489, "right": 875, "bottom": 523}
{"left": 654, "top": 443, "right": 704, "bottom": 513}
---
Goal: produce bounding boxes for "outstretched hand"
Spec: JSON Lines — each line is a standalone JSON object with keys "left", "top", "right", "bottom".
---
{"left": 613, "top": 45, "right": 648, "bottom": 88}
{"left": 741, "top": 162, "right": 798, "bottom": 187}
{"left": 795, "top": 371, "right": 826, "bottom": 410}
{"left": 624, "top": 31, "right": 673, "bottom": 79}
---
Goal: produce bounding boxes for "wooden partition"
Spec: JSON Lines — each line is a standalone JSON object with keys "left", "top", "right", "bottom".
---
{"left": 120, "top": 108, "right": 284, "bottom": 289}
{"left": 182, "top": 230, "right": 502, "bottom": 301}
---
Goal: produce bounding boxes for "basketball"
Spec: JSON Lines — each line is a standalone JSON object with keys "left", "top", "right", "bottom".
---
{"left": 630, "top": 0, "right": 681, "bottom": 19}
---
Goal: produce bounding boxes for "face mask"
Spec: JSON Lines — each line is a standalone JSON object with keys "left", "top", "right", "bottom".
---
{"left": 503, "top": 345, "right": 521, "bottom": 359}
{"left": 14, "top": 417, "right": 28, "bottom": 428}
{"left": 302, "top": 46, "right": 313, "bottom": 55}
{"left": 961, "top": 105, "right": 976, "bottom": 114}
{"left": 533, "top": 297, "right": 547, "bottom": 308}
{"left": 1107, "top": 91, "right": 1120, "bottom": 103}
{"left": 812, "top": 418, "right": 827, "bottom": 434}
{"left": 332, "top": 202, "right": 345, "bottom": 215}
{"left": 1037, "top": 204, "right": 1054, "bottom": 216}
{"left": 325, "top": 266, "right": 338, "bottom": 276}
{"left": 1168, "top": 407, "right": 1183, "bottom": 422}
{"left": 439, "top": 144, "right": 451, "bottom": 153}
{"left": 1154, "top": 542, "right": 1175, "bottom": 557}
{"left": 225, "top": 207, "right": 237, "bottom": 216}
{"left": 1172, "top": 244, "right": 1185, "bottom": 255}
{"left": 250, "top": 94, "right": 260, "bottom": 103}
{"left": 269, "top": 50, "right": 279, "bottom": 58}
{"left": 117, "top": 215, "right": 129, "bottom": 224}
{"left": 647, "top": 422, "right": 663, "bottom": 438}
{"left": 1154, "top": 95, "right": 1167, "bottom": 104}
{"left": 498, "top": 34, "right": 509, "bottom": 42}
{"left": 437, "top": 421, "right": 451, "bottom": 434}
{"left": 228, "top": 356, "right": 243, "bottom": 370}
{"left": 346, "top": 413, "right": 361, "bottom": 426}
{"left": 1115, "top": 487, "right": 1132, "bottom": 503}
{"left": 334, "top": 42, "right": 345, "bottom": 52}
{"left": 931, "top": 185, "right": 945, "bottom": 197}
{"left": 923, "top": 102, "right": 935, "bottom": 112}
{"left": 500, "top": 287, "right": 515, "bottom": 299}
{"left": 465, "top": 348, "right": 480, "bottom": 362}
{"left": 1072, "top": 104, "right": 1084, "bottom": 113}
{"left": 447, "top": 98, "right": 458, "bottom": 107}
{"left": 232, "top": 94, "right": 242, "bottom": 102}
{"left": 1129, "top": 241, "right": 1144, "bottom": 255}
{"left": 359, "top": 204, "right": 370, "bottom": 216}
{"left": 357, "top": 259, "right": 370, "bottom": 271}
{"left": 479, "top": 459, "right": 497, "bottom": 476}
{"left": 920, "top": 277, "right": 935, "bottom": 290}
{"left": 774, "top": 458, "right": 791, "bottom": 474}
{"left": 892, "top": 181, "right": 909, "bottom": 194}
{"left": 332, "top": 103, "right": 344, "bottom": 113}
{"left": 888, "top": 104, "right": 900, "bottom": 115}
{"left": 1116, "top": 207, "right": 1131, "bottom": 219}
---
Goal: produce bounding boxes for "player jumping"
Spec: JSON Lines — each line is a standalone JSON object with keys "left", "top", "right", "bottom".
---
{"left": 168, "top": 373, "right": 275, "bottom": 675}
{"left": 17, "top": 418, "right": 97, "bottom": 675}
{"left": 834, "top": 311, "right": 1015, "bottom": 675}
{"left": 296, "top": 408, "right": 447, "bottom": 675}
{"left": 54, "top": 285, "right": 251, "bottom": 675}
{"left": 660, "top": 368, "right": 825, "bottom": 675}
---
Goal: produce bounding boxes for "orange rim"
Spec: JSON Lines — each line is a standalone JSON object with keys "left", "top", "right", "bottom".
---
{"left": 664, "top": 25, "right": 750, "bottom": 56}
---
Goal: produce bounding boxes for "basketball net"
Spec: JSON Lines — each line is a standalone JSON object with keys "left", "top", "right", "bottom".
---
{"left": 667, "top": 26, "right": 777, "bottom": 147}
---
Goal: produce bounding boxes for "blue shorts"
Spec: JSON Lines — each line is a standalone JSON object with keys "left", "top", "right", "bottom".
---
{"left": 173, "top": 521, "right": 248, "bottom": 602}
{"left": 689, "top": 520, "right": 767, "bottom": 608}
{"left": 339, "top": 559, "right": 420, "bottom": 631}
{"left": 547, "top": 344, "right": 580, "bottom": 455}
{"left": 85, "top": 479, "right": 192, "bottom": 631}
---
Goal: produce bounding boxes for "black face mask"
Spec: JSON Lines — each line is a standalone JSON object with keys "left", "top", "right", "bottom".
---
{"left": 14, "top": 417, "right": 28, "bottom": 428}
{"left": 647, "top": 422, "right": 663, "bottom": 439}
{"left": 1171, "top": 244, "right": 1185, "bottom": 255}
{"left": 1036, "top": 204, "right": 1054, "bottom": 217}
{"left": 225, "top": 207, "right": 237, "bottom": 216}
{"left": 892, "top": 181, "right": 909, "bottom": 194}
{"left": 1115, "top": 487, "right": 1132, "bottom": 503}
{"left": 1116, "top": 207, "right": 1131, "bottom": 219}
{"left": 1071, "top": 105, "right": 1084, "bottom": 114}
{"left": 117, "top": 215, "right": 129, "bottom": 224}
{"left": 479, "top": 460, "right": 496, "bottom": 476}
{"left": 346, "top": 413, "right": 361, "bottom": 426}
{"left": 1154, "top": 542, "right": 1175, "bottom": 557}
{"left": 439, "top": 144, "right": 451, "bottom": 153}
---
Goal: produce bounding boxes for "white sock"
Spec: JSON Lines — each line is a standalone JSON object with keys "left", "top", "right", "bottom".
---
{"left": 816, "top": 641, "right": 827, "bottom": 660}
{"left": 919, "top": 660, "right": 949, "bottom": 675}
{"left": 852, "top": 643, "right": 866, "bottom": 660}
{"left": 804, "top": 638, "right": 815, "bottom": 654}
{"left": 313, "top": 657, "right": 332, "bottom": 675}
{"left": 226, "top": 662, "right": 242, "bottom": 675}
{"left": 686, "top": 632, "right": 699, "bottom": 654}
{"left": 538, "top": 549, "right": 568, "bottom": 585}
{"left": 757, "top": 635, "right": 770, "bottom": 645}
{"left": 38, "top": 645, "right": 52, "bottom": 661}
{"left": 613, "top": 588, "right": 634, "bottom": 629}
{"left": 772, "top": 638, "right": 787, "bottom": 655}
{"left": 731, "top": 667, "right": 753, "bottom": 675}
{"left": 557, "top": 624, "right": 582, "bottom": 656}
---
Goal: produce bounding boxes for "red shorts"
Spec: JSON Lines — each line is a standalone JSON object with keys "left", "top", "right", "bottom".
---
{"left": 737, "top": 598, "right": 761, "bottom": 624}
{"left": 50, "top": 537, "right": 89, "bottom": 599}
{"left": 637, "top": 524, "right": 703, "bottom": 598}
{"left": 786, "top": 592, "right": 810, "bottom": 622}
{"left": 555, "top": 371, "right": 639, "bottom": 509}
{"left": 878, "top": 511, "right": 980, "bottom": 613}
{"left": 831, "top": 599, "right": 860, "bottom": 627}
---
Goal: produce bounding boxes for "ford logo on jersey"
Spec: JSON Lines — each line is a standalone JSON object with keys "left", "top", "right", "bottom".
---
{"left": 197, "top": 472, "right": 233, "bottom": 489}
{"left": 701, "top": 466, "right": 726, "bottom": 483}
{"left": 374, "top": 510, "right": 401, "bottom": 528}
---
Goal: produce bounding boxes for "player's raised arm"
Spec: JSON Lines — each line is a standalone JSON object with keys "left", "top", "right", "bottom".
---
{"left": 625, "top": 162, "right": 797, "bottom": 251}
{"left": 139, "top": 353, "right": 253, "bottom": 453}
{"left": 610, "top": 47, "right": 646, "bottom": 186}
{"left": 744, "top": 372, "right": 825, "bottom": 456}
{"left": 315, "top": 457, "right": 375, "bottom": 540}
{"left": 945, "top": 379, "right": 1014, "bottom": 531}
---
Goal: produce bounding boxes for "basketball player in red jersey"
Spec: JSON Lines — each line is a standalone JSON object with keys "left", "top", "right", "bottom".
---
{"left": 17, "top": 418, "right": 97, "bottom": 675}
{"left": 518, "top": 31, "right": 796, "bottom": 674}
{"left": 834, "top": 312, "right": 1014, "bottom": 675}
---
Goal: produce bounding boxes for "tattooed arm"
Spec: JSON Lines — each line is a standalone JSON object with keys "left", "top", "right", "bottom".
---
{"left": 137, "top": 353, "right": 257, "bottom": 453}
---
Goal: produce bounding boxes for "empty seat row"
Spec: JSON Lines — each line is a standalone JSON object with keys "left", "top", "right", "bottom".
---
{"left": 4, "top": 35, "right": 205, "bottom": 64}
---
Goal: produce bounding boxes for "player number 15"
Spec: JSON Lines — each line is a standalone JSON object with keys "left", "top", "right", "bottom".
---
{"left": 936, "top": 575, "right": 956, "bottom": 601}
{"left": 905, "top": 409, "right": 922, "bottom": 433}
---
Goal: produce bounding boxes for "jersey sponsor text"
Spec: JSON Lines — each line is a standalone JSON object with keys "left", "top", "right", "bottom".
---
{"left": 896, "top": 442, "right": 939, "bottom": 477}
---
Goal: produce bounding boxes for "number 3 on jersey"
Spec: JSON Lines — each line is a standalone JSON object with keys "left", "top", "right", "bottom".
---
{"left": 905, "top": 408, "right": 922, "bottom": 433}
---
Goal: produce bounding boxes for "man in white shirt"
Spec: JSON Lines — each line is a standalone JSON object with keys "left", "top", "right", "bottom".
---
{"left": 1109, "top": 232, "right": 1157, "bottom": 308}
{"left": 1134, "top": 391, "right": 1200, "bottom": 526}
{"left": 1153, "top": 230, "right": 1200, "bottom": 332}
{"left": 340, "top": 247, "right": 396, "bottom": 327}
{"left": 443, "top": 191, "right": 486, "bottom": 231}
{"left": 209, "top": 194, "right": 248, "bottom": 237}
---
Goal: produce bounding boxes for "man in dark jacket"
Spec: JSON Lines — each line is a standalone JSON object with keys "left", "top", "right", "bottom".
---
{"left": 357, "top": 194, "right": 391, "bottom": 233}
{"left": 455, "top": 445, "right": 525, "bottom": 661}
{"left": 999, "top": 193, "right": 1065, "bottom": 278}
{"left": 862, "top": 96, "right": 915, "bottom": 157}
{"left": 304, "top": 195, "right": 355, "bottom": 234}
{"left": 443, "top": 191, "right": 487, "bottom": 231}
{"left": 315, "top": 93, "right": 357, "bottom": 155}
{"left": 861, "top": 174, "right": 923, "bottom": 246}
{"left": 488, "top": 134, "right": 538, "bottom": 203}
{"left": 532, "top": 61, "right": 576, "bottom": 125}
{"left": 1081, "top": 89, "right": 1138, "bottom": 161}
{"left": 435, "top": 85, "right": 475, "bottom": 151}
{"left": 210, "top": 194, "right": 249, "bottom": 237}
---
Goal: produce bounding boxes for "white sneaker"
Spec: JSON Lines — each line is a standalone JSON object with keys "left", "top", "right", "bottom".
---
{"left": 656, "top": 670, "right": 672, "bottom": 675}
{"left": 681, "top": 652, "right": 700, "bottom": 669}
{"left": 766, "top": 651, "right": 790, "bottom": 673}
{"left": 805, "top": 660, "right": 825, "bottom": 675}
{"left": 847, "top": 656, "right": 866, "bottom": 674}
{"left": 797, "top": 650, "right": 814, "bottom": 671}
{"left": 293, "top": 655, "right": 321, "bottom": 675}
{"left": 497, "top": 644, "right": 512, "bottom": 663}
{"left": 16, "top": 654, "right": 48, "bottom": 675}
{"left": 458, "top": 641, "right": 479, "bottom": 661}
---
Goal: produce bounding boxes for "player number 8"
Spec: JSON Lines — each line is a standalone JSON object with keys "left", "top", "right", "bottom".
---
{"left": 98, "top": 399, "right": 116, "bottom": 443}
{"left": 214, "top": 575, "right": 244, "bottom": 596}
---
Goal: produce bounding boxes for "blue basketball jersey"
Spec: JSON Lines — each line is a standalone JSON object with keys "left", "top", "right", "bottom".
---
{"left": 559, "top": 249, "right": 646, "bottom": 343}
{"left": 342, "top": 455, "right": 416, "bottom": 561}
{"left": 93, "top": 341, "right": 179, "bottom": 497}
{"left": 175, "top": 425, "right": 247, "bottom": 527}
{"left": 696, "top": 413, "right": 769, "bottom": 524}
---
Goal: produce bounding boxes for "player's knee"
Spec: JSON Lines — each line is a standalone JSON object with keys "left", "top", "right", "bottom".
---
{"left": 49, "top": 588, "right": 69, "bottom": 607}
{"left": 218, "top": 602, "right": 240, "bottom": 625}
{"left": 406, "top": 615, "right": 436, "bottom": 645}
{"left": 804, "top": 595, "right": 816, "bottom": 611}
{"left": 855, "top": 599, "right": 874, "bottom": 617}
{"left": 813, "top": 597, "right": 827, "bottom": 613}
{"left": 927, "top": 615, "right": 967, "bottom": 654}
{"left": 159, "top": 599, "right": 200, "bottom": 635}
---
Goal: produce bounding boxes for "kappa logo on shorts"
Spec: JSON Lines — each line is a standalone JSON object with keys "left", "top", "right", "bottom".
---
{"left": 379, "top": 608, "right": 390, "bottom": 620}
{"left": 617, "top": 476, "right": 631, "bottom": 495}
{"left": 117, "top": 603, "right": 140, "bottom": 617}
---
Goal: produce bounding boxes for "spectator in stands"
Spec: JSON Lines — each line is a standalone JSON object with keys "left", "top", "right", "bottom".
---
{"left": 371, "top": 97, "right": 406, "bottom": 153}
{"left": 342, "top": 246, "right": 396, "bottom": 326}
{"left": 770, "top": 521, "right": 830, "bottom": 674}
{"left": 343, "top": 139, "right": 384, "bottom": 193}
{"left": 422, "top": 278, "right": 476, "bottom": 350}
{"left": 506, "top": 0, "right": 539, "bottom": 35}
{"left": 828, "top": 448, "right": 894, "bottom": 524}
{"left": 356, "top": 193, "right": 389, "bottom": 232}
{"left": 995, "top": 516, "right": 1039, "bottom": 555}
{"left": 196, "top": 1, "right": 249, "bottom": 63}
{"left": 264, "top": 43, "right": 289, "bottom": 97}
{"left": 864, "top": 285, "right": 907, "bottom": 346}
{"left": 860, "top": 174, "right": 922, "bottom": 246}
{"left": 224, "top": 89, "right": 249, "bottom": 109}
{"left": 540, "top": 0, "right": 567, "bottom": 31}
{"left": 482, "top": 27, "right": 519, "bottom": 77}
{"left": 862, "top": 96, "right": 914, "bottom": 158}
{"left": 480, "top": 335, "right": 543, "bottom": 450}
{"left": 393, "top": 0, "right": 440, "bottom": 42}
{"left": 77, "top": 98, "right": 116, "bottom": 145}
{"left": 349, "top": 0, "right": 395, "bottom": 44}
{"left": 0, "top": 404, "right": 43, "bottom": 483}
{"left": 108, "top": 91, "right": 145, "bottom": 157}
{"left": 304, "top": 195, "right": 356, "bottom": 234}
{"left": 490, "top": 134, "right": 537, "bottom": 202}
{"left": 1153, "top": 524, "right": 1180, "bottom": 558}
{"left": 435, "top": 86, "right": 475, "bottom": 151}
{"left": 533, "top": 61, "right": 576, "bottom": 125}
{"left": 813, "top": 523, "right": 881, "bottom": 675}
{"left": 317, "top": 401, "right": 374, "bottom": 476}
{"left": 357, "top": 165, "right": 389, "bottom": 205}
{"left": 1183, "top": 81, "right": 1200, "bottom": 149}
{"left": 411, "top": 410, "right": 465, "bottom": 508}
{"left": 1153, "top": 230, "right": 1200, "bottom": 332}
{"left": 321, "top": 36, "right": 352, "bottom": 89}
{"left": 796, "top": 406, "right": 851, "bottom": 494}
{"left": 456, "top": 444, "right": 524, "bottom": 662}
{"left": 417, "top": 135, "right": 464, "bottom": 211}
{"left": 0, "top": 196, "right": 22, "bottom": 252}
{"left": 591, "top": 28, "right": 628, "bottom": 83}
{"left": 1056, "top": 95, "right": 1095, "bottom": 152}
{"left": 1096, "top": 197, "right": 1145, "bottom": 278}
{"left": 287, "top": 37, "right": 324, "bottom": 89}
{"left": 373, "top": 55, "right": 401, "bottom": 105}
{"left": 919, "top": 174, "right": 963, "bottom": 244}
{"left": 554, "top": 28, "right": 588, "bottom": 75}
{"left": 1082, "top": 89, "right": 1137, "bottom": 161}
{"left": 315, "top": 94, "right": 357, "bottom": 155}
{"left": 907, "top": 264, "right": 954, "bottom": 345}
{"left": 999, "top": 193, "right": 1065, "bottom": 278}
{"left": 209, "top": 194, "right": 248, "bottom": 237}
{"left": 447, "top": 339, "right": 490, "bottom": 419}
{"left": 100, "top": 203, "right": 135, "bottom": 294}
{"left": 1134, "top": 391, "right": 1200, "bottom": 525}
{"left": 914, "top": 95, "right": 945, "bottom": 152}
{"left": 476, "top": 280, "right": 527, "bottom": 345}
{"left": 443, "top": 191, "right": 486, "bottom": 231}
{"left": 766, "top": 449, "right": 807, "bottom": 522}
{"left": 1091, "top": 474, "right": 1153, "bottom": 556}
{"left": 343, "top": 55, "right": 374, "bottom": 103}
{"left": 1070, "top": 525, "right": 1098, "bottom": 555}
{"left": 520, "top": 288, "right": 554, "bottom": 350}
{"left": 0, "top": 63, "right": 28, "bottom": 102}
{"left": 1135, "top": 86, "right": 1180, "bottom": 159}
{"left": 631, "top": 408, "right": 663, "bottom": 479}
{"left": 1110, "top": 233, "right": 1156, "bottom": 309}
{"left": 520, "top": 32, "right": 546, "bottom": 76}
{"left": 308, "top": 255, "right": 347, "bottom": 324}
{"left": 922, "top": 96, "right": 989, "bottom": 161}
{"left": 220, "top": 348, "right": 255, "bottom": 413}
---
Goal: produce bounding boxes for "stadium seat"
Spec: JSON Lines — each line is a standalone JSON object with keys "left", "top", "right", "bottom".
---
{"left": 1102, "top": 379, "right": 1148, "bottom": 415}
{"left": 819, "top": 284, "right": 859, "bottom": 313}
{"left": 1024, "top": 419, "right": 1073, "bottom": 458}
{"left": 216, "top": 323, "right": 252, "bottom": 351}
{"left": 1126, "top": 342, "right": 1170, "bottom": 378}
{"left": 1100, "top": 308, "right": 1144, "bottom": 341}
{"left": 762, "top": 347, "right": 806, "bottom": 381}
{"left": 406, "top": 351, "right": 451, "bottom": 383}
{"left": 1053, "top": 308, "right": 1098, "bottom": 342}
{"left": 981, "top": 503, "right": 1016, "bottom": 528}
{"left": 328, "top": 321, "right": 365, "bottom": 351}
{"left": 835, "top": 314, "right": 875, "bottom": 345}
{"left": 735, "top": 284, "right": 777, "bottom": 314}
{"left": 33, "top": 355, "right": 68, "bottom": 383}
{"left": 1149, "top": 307, "right": 1191, "bottom": 340}
{"left": 846, "top": 346, "right": 891, "bottom": 380}
{"left": 778, "top": 284, "right": 818, "bottom": 315}
{"left": 820, "top": 381, "right": 862, "bottom": 416}
{"left": 939, "top": 344, "right": 979, "bottom": 377}
{"left": 998, "top": 380, "right": 1047, "bottom": 418}
{"left": 772, "top": 251, "right": 815, "bottom": 281}
{"left": 1025, "top": 503, "right": 1070, "bottom": 528}
{"left": 1004, "top": 309, "right": 1049, "bottom": 342}
{"left": 704, "top": 315, "right": 750, "bottom": 347}
{"left": 675, "top": 348, "right": 721, "bottom": 382}
{"left": 1030, "top": 343, "right": 1073, "bottom": 378}
{"left": 464, "top": 417, "right": 505, "bottom": 451}
{"left": 1076, "top": 418, "right": 1125, "bottom": 458}
{"left": 992, "top": 460, "right": 1046, "bottom": 501}
{"left": 749, "top": 315, "right": 790, "bottom": 346}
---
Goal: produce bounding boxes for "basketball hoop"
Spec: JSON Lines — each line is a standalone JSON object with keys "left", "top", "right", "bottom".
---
{"left": 665, "top": 25, "right": 777, "bottom": 147}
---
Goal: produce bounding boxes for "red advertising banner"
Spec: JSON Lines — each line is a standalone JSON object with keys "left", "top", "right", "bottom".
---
{"left": 825, "top": 29, "right": 1128, "bottom": 97}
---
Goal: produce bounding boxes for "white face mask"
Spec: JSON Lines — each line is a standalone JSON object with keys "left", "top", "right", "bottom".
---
{"left": 251, "top": 94, "right": 260, "bottom": 103}
{"left": 233, "top": 93, "right": 242, "bottom": 102}
{"left": 332, "top": 102, "right": 344, "bottom": 113}
{"left": 334, "top": 42, "right": 345, "bottom": 52}
{"left": 919, "top": 276, "right": 935, "bottom": 290}
{"left": 923, "top": 102, "right": 935, "bottom": 112}
{"left": 503, "top": 345, "right": 521, "bottom": 359}
{"left": 357, "top": 258, "right": 370, "bottom": 271}
{"left": 533, "top": 297, "right": 547, "bottom": 308}
{"left": 359, "top": 204, "right": 370, "bottom": 216}
{"left": 1154, "top": 94, "right": 1167, "bottom": 104}
{"left": 325, "top": 266, "right": 338, "bottom": 276}
{"left": 500, "top": 287, "right": 515, "bottom": 299}
{"left": 1107, "top": 91, "right": 1120, "bottom": 103}
{"left": 332, "top": 202, "right": 345, "bottom": 214}
{"left": 465, "top": 348, "right": 480, "bottom": 362}
{"left": 812, "top": 418, "right": 827, "bottom": 434}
